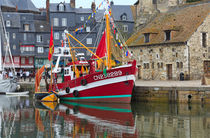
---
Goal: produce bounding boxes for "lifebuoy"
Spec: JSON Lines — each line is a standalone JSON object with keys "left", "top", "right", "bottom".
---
{"left": 73, "top": 90, "right": 79, "bottom": 97}
{"left": 66, "top": 87, "right": 70, "bottom": 93}
{"left": 81, "top": 79, "right": 87, "bottom": 86}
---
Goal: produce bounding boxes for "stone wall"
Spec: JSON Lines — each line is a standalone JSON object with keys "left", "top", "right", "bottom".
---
{"left": 187, "top": 14, "right": 210, "bottom": 80}
{"left": 130, "top": 43, "right": 188, "bottom": 80}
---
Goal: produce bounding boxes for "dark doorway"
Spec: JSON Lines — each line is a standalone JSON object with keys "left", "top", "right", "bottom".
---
{"left": 167, "top": 64, "right": 172, "bottom": 80}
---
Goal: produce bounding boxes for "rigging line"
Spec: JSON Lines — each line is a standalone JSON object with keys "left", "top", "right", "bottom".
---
{"left": 69, "top": 23, "right": 100, "bottom": 47}
{"left": 94, "top": 17, "right": 104, "bottom": 48}
{"left": 112, "top": 19, "right": 138, "bottom": 59}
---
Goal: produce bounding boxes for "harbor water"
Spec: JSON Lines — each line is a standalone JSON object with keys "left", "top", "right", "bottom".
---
{"left": 0, "top": 94, "right": 210, "bottom": 137}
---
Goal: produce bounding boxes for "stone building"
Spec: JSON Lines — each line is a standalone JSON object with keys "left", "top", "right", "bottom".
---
{"left": 134, "top": 0, "right": 186, "bottom": 30}
{"left": 127, "top": 3, "right": 210, "bottom": 80}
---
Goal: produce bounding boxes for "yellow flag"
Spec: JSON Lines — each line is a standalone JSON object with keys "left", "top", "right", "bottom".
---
{"left": 85, "top": 66, "right": 88, "bottom": 74}
{"left": 75, "top": 67, "right": 80, "bottom": 78}
{"left": 81, "top": 66, "right": 85, "bottom": 74}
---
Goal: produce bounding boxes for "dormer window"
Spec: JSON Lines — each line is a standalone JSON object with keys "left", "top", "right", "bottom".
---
{"left": 144, "top": 33, "right": 150, "bottom": 43}
{"left": 58, "top": 3, "right": 65, "bottom": 12}
{"left": 165, "top": 30, "right": 171, "bottom": 41}
{"left": 121, "top": 13, "right": 127, "bottom": 21}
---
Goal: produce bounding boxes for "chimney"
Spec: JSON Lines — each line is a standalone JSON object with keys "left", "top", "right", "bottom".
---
{"left": 46, "top": 0, "right": 50, "bottom": 22}
{"left": 70, "top": 0, "right": 75, "bottom": 8}
{"left": 16, "top": 5, "right": 18, "bottom": 12}
{"left": 91, "top": 1, "right": 96, "bottom": 12}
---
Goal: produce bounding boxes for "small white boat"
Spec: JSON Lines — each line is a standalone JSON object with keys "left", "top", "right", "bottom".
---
{"left": 0, "top": 91, "right": 29, "bottom": 95}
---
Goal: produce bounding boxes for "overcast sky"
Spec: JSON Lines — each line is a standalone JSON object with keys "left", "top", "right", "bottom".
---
{"left": 31, "top": 0, "right": 137, "bottom": 8}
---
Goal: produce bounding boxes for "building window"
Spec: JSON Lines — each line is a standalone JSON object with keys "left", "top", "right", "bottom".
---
{"left": 62, "top": 33, "right": 65, "bottom": 39}
{"left": 21, "top": 58, "right": 25, "bottom": 64}
{"left": 202, "top": 32, "right": 207, "bottom": 47}
{"left": 24, "top": 24, "right": 30, "bottom": 31}
{"left": 38, "top": 47, "right": 44, "bottom": 53}
{"left": 23, "top": 33, "right": 27, "bottom": 41}
{"left": 86, "top": 38, "right": 92, "bottom": 44}
{"left": 53, "top": 18, "right": 59, "bottom": 26}
{"left": 123, "top": 25, "right": 128, "bottom": 32}
{"left": 37, "top": 35, "right": 43, "bottom": 43}
{"left": 165, "top": 30, "right": 171, "bottom": 41}
{"left": 176, "top": 62, "right": 179, "bottom": 68}
{"left": 144, "top": 33, "right": 150, "bottom": 43}
{"left": 54, "top": 32, "right": 59, "bottom": 40}
{"left": 152, "top": 62, "right": 154, "bottom": 69}
{"left": 122, "top": 15, "right": 127, "bottom": 21}
{"left": 180, "top": 62, "right": 183, "bottom": 68}
{"left": 29, "top": 57, "right": 33, "bottom": 64}
{"left": 62, "top": 18, "right": 67, "bottom": 26}
{"left": 6, "top": 20, "right": 11, "bottom": 27}
{"left": 86, "top": 26, "right": 90, "bottom": 32}
{"left": 153, "top": 0, "right": 157, "bottom": 4}
{"left": 12, "top": 33, "right": 16, "bottom": 39}
{"left": 59, "top": 4, "right": 64, "bottom": 11}
{"left": 13, "top": 45, "right": 16, "bottom": 50}
{"left": 81, "top": 17, "right": 84, "bottom": 21}
{"left": 5, "top": 57, "right": 10, "bottom": 63}
{"left": 14, "top": 57, "right": 19, "bottom": 62}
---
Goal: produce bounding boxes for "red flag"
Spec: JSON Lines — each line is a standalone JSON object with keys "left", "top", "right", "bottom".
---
{"left": 48, "top": 26, "right": 54, "bottom": 61}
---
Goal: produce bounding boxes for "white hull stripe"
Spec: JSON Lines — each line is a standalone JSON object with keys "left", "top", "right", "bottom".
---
{"left": 58, "top": 75, "right": 136, "bottom": 96}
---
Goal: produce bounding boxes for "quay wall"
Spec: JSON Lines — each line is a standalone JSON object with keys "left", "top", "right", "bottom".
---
{"left": 133, "top": 86, "right": 210, "bottom": 103}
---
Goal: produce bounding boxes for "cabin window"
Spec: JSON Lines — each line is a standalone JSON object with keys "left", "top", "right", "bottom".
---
{"left": 6, "top": 20, "right": 11, "bottom": 27}
{"left": 53, "top": 18, "right": 59, "bottom": 26}
{"left": 123, "top": 25, "right": 128, "bottom": 32}
{"left": 24, "top": 24, "right": 30, "bottom": 31}
{"left": 144, "top": 33, "right": 150, "bottom": 43}
{"left": 62, "top": 18, "right": 67, "bottom": 26}
{"left": 86, "top": 38, "right": 92, "bottom": 44}
{"left": 165, "top": 30, "right": 171, "bottom": 41}
{"left": 54, "top": 32, "right": 59, "bottom": 40}
{"left": 37, "top": 35, "right": 43, "bottom": 43}
{"left": 202, "top": 32, "right": 207, "bottom": 47}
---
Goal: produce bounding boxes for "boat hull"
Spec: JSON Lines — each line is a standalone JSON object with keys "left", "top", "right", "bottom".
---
{"left": 59, "top": 80, "right": 134, "bottom": 103}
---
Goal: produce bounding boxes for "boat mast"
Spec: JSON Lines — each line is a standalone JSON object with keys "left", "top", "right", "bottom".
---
{"left": 105, "top": 4, "right": 111, "bottom": 69}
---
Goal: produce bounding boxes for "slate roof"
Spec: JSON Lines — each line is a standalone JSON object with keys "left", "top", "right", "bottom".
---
{"left": 34, "top": 20, "right": 50, "bottom": 32}
{"left": 15, "top": 0, "right": 39, "bottom": 12}
{"left": 3, "top": 12, "right": 21, "bottom": 28}
{"left": 111, "top": 5, "right": 134, "bottom": 22}
{"left": 126, "top": 3, "right": 210, "bottom": 46}
{"left": 0, "top": 0, "right": 15, "bottom": 8}
{"left": 50, "top": 3, "right": 75, "bottom": 12}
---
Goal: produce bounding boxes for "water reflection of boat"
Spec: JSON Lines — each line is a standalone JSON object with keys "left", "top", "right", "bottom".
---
{"left": 58, "top": 101, "right": 137, "bottom": 137}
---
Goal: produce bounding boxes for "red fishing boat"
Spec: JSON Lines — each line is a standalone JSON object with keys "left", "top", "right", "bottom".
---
{"left": 35, "top": 2, "right": 137, "bottom": 103}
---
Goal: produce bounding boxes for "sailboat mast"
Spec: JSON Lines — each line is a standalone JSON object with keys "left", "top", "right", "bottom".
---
{"left": 0, "top": 33, "right": 2, "bottom": 71}
{"left": 105, "top": 14, "right": 111, "bottom": 69}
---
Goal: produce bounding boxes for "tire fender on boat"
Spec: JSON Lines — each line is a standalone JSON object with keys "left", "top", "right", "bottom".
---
{"left": 66, "top": 87, "right": 70, "bottom": 93}
{"left": 81, "top": 79, "right": 87, "bottom": 86}
{"left": 73, "top": 90, "right": 79, "bottom": 97}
